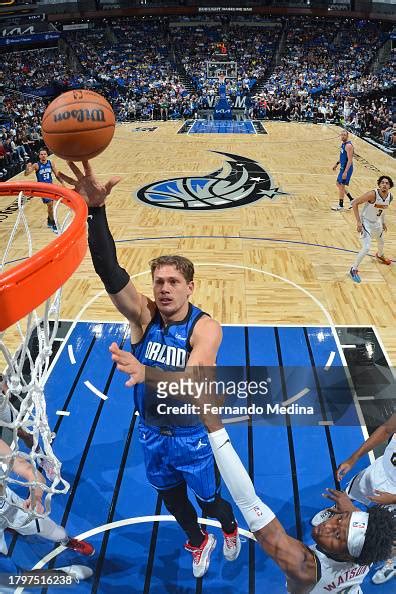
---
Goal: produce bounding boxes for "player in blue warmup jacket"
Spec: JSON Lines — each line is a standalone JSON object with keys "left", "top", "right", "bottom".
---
{"left": 59, "top": 161, "right": 241, "bottom": 578}
{"left": 24, "top": 148, "right": 64, "bottom": 232}
{"left": 331, "top": 130, "right": 354, "bottom": 211}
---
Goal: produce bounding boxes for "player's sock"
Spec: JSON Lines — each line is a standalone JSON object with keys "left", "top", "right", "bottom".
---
{"left": 339, "top": 199, "right": 344, "bottom": 208}
{"left": 346, "top": 192, "right": 353, "bottom": 201}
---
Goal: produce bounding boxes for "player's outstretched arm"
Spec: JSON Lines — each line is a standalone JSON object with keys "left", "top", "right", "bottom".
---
{"left": 204, "top": 418, "right": 317, "bottom": 590}
{"left": 24, "top": 162, "right": 37, "bottom": 176}
{"left": 59, "top": 161, "right": 156, "bottom": 329}
{"left": 337, "top": 413, "right": 396, "bottom": 480}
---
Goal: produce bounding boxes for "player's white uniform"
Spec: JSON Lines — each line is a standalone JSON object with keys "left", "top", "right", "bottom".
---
{"left": 353, "top": 189, "right": 393, "bottom": 271}
{"left": 308, "top": 544, "right": 370, "bottom": 593}
{"left": 360, "top": 189, "right": 392, "bottom": 248}
{"left": 346, "top": 434, "right": 396, "bottom": 508}
{"left": 0, "top": 486, "right": 67, "bottom": 555}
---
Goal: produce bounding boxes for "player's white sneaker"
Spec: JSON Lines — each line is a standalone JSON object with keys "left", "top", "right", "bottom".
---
{"left": 311, "top": 506, "right": 336, "bottom": 526}
{"left": 372, "top": 559, "right": 396, "bottom": 584}
{"left": 223, "top": 523, "right": 241, "bottom": 561}
{"left": 57, "top": 565, "right": 94, "bottom": 582}
{"left": 331, "top": 205, "right": 344, "bottom": 211}
{"left": 185, "top": 532, "right": 216, "bottom": 577}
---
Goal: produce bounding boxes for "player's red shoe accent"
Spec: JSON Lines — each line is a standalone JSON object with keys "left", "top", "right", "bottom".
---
{"left": 223, "top": 523, "right": 241, "bottom": 561}
{"left": 64, "top": 538, "right": 95, "bottom": 557}
{"left": 184, "top": 532, "right": 216, "bottom": 577}
{"left": 376, "top": 253, "right": 392, "bottom": 265}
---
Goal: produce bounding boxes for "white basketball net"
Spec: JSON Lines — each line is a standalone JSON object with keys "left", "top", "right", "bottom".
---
{"left": 0, "top": 191, "right": 72, "bottom": 521}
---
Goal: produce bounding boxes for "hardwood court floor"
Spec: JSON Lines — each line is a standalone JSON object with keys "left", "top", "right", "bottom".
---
{"left": 1, "top": 121, "right": 396, "bottom": 362}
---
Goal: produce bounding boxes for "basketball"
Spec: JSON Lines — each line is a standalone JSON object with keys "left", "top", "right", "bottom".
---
{"left": 41, "top": 90, "right": 115, "bottom": 161}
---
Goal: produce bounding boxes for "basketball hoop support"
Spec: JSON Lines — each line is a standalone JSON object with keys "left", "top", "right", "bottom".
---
{"left": 0, "top": 182, "right": 87, "bottom": 332}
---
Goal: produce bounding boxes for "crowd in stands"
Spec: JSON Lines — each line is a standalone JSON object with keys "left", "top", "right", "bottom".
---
{"left": 0, "top": 48, "right": 81, "bottom": 94}
{"left": 0, "top": 15, "right": 394, "bottom": 180}
{"left": 264, "top": 17, "right": 389, "bottom": 97}
{"left": 0, "top": 95, "right": 44, "bottom": 180}
{"left": 66, "top": 19, "right": 191, "bottom": 121}
{"left": 173, "top": 23, "right": 279, "bottom": 97}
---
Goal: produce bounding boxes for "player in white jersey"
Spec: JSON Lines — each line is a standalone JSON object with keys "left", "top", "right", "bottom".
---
{"left": 0, "top": 437, "right": 94, "bottom": 558}
{"left": 349, "top": 175, "right": 393, "bottom": 283}
{"left": 312, "top": 413, "right": 396, "bottom": 585}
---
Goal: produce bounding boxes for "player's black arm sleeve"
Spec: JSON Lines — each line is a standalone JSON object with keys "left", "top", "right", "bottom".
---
{"left": 87, "top": 206, "right": 130, "bottom": 294}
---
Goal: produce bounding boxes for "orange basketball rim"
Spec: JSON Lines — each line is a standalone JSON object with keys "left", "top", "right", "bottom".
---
{"left": 0, "top": 182, "right": 87, "bottom": 332}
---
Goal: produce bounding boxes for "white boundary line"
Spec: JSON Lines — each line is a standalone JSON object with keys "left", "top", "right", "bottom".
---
{"left": 324, "top": 351, "right": 336, "bottom": 371}
{"left": 283, "top": 388, "right": 310, "bottom": 407}
{"left": 84, "top": 380, "right": 108, "bottom": 401}
{"left": 67, "top": 344, "right": 76, "bottom": 365}
{"left": 18, "top": 516, "right": 254, "bottom": 590}
{"left": 42, "top": 322, "right": 78, "bottom": 387}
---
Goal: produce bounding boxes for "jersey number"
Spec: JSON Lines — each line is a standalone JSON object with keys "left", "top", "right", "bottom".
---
{"left": 391, "top": 452, "right": 396, "bottom": 467}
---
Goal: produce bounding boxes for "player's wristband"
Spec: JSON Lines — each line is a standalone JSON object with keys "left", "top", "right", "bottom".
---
{"left": 88, "top": 206, "right": 130, "bottom": 294}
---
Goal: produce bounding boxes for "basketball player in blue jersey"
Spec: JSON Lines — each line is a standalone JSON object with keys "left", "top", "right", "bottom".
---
{"left": 24, "top": 149, "right": 64, "bottom": 232}
{"left": 331, "top": 130, "right": 354, "bottom": 211}
{"left": 58, "top": 161, "right": 240, "bottom": 578}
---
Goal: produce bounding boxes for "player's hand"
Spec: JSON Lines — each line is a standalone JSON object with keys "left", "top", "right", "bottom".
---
{"left": 25, "top": 162, "right": 33, "bottom": 173}
{"left": 109, "top": 343, "right": 145, "bottom": 387}
{"left": 322, "top": 488, "right": 356, "bottom": 513}
{"left": 332, "top": 164, "right": 338, "bottom": 171}
{"left": 357, "top": 222, "right": 363, "bottom": 233}
{"left": 58, "top": 161, "right": 121, "bottom": 207}
{"left": 336, "top": 457, "right": 356, "bottom": 481}
{"left": 337, "top": 458, "right": 356, "bottom": 481}
{"left": 383, "top": 223, "right": 387, "bottom": 232}
{"left": 367, "top": 490, "right": 396, "bottom": 505}
{"left": 342, "top": 172, "right": 347, "bottom": 180}
{"left": 24, "top": 495, "right": 44, "bottom": 515}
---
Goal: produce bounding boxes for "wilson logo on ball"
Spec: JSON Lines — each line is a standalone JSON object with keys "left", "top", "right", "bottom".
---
{"left": 53, "top": 109, "right": 106, "bottom": 124}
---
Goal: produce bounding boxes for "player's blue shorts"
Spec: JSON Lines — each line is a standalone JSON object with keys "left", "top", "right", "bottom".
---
{"left": 138, "top": 421, "right": 219, "bottom": 502}
{"left": 337, "top": 166, "right": 353, "bottom": 185}
{"left": 41, "top": 198, "right": 51, "bottom": 204}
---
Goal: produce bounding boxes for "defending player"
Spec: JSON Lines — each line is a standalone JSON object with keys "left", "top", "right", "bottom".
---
{"left": 311, "top": 413, "right": 396, "bottom": 585}
{"left": 331, "top": 130, "right": 354, "bottom": 211}
{"left": 24, "top": 148, "right": 64, "bottom": 232}
{"left": 58, "top": 161, "right": 240, "bottom": 578}
{"left": 0, "top": 438, "right": 94, "bottom": 557}
{"left": 349, "top": 175, "right": 393, "bottom": 283}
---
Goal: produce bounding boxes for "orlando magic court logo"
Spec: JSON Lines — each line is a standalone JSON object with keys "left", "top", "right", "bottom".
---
{"left": 136, "top": 151, "right": 287, "bottom": 210}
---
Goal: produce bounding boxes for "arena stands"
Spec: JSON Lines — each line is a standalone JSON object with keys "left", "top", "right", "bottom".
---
{"left": 0, "top": 14, "right": 394, "bottom": 180}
